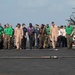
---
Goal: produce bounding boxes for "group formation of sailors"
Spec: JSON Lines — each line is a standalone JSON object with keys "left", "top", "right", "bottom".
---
{"left": 0, "top": 22, "right": 74, "bottom": 50}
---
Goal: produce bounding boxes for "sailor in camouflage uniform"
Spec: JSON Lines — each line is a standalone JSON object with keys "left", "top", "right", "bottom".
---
{"left": 3, "top": 24, "right": 13, "bottom": 49}
{"left": 44, "top": 24, "right": 50, "bottom": 48}
{"left": 39, "top": 24, "right": 46, "bottom": 49}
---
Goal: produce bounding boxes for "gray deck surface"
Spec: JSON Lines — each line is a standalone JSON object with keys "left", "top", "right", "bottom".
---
{"left": 0, "top": 48, "right": 75, "bottom": 75}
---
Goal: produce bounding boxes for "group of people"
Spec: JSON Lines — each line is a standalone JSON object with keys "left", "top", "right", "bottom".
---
{"left": 0, "top": 22, "right": 74, "bottom": 50}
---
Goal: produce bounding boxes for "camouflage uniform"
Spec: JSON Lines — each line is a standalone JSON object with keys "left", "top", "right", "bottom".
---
{"left": 4, "top": 27, "right": 13, "bottom": 49}
{"left": 4, "top": 35, "right": 11, "bottom": 49}
{"left": 43, "top": 35, "right": 50, "bottom": 48}
{"left": 39, "top": 28, "right": 46, "bottom": 49}
{"left": 10, "top": 28, "right": 14, "bottom": 48}
{"left": 0, "top": 36, "right": 2, "bottom": 43}
{"left": 44, "top": 27, "right": 50, "bottom": 48}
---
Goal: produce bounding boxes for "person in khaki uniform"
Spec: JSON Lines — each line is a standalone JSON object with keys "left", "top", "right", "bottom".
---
{"left": 14, "top": 24, "right": 23, "bottom": 50}
{"left": 50, "top": 22, "right": 58, "bottom": 49}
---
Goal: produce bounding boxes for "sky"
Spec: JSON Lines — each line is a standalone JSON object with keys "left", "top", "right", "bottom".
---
{"left": 0, "top": 0, "right": 75, "bottom": 28}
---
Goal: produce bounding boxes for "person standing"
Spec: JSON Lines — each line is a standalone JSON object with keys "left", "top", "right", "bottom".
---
{"left": 21, "top": 23, "right": 28, "bottom": 49}
{"left": 35, "top": 24, "right": 40, "bottom": 49}
{"left": 10, "top": 25, "right": 14, "bottom": 48}
{"left": 66, "top": 23, "right": 73, "bottom": 49}
{"left": 60, "top": 26, "right": 66, "bottom": 47}
{"left": 45, "top": 24, "right": 50, "bottom": 48}
{"left": 0, "top": 24, "right": 3, "bottom": 49}
{"left": 14, "top": 23, "right": 23, "bottom": 50}
{"left": 3, "top": 24, "right": 13, "bottom": 49}
{"left": 57, "top": 26, "right": 63, "bottom": 47}
{"left": 39, "top": 24, "right": 46, "bottom": 49}
{"left": 64, "top": 26, "right": 67, "bottom": 47}
{"left": 28, "top": 23, "right": 35, "bottom": 49}
{"left": 50, "top": 22, "right": 58, "bottom": 49}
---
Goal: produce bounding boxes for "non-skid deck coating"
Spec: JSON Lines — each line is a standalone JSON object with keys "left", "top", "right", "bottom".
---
{"left": 0, "top": 48, "right": 74, "bottom": 58}
{"left": 0, "top": 48, "right": 75, "bottom": 75}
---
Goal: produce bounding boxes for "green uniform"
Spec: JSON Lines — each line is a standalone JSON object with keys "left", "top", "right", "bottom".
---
{"left": 4, "top": 27, "right": 13, "bottom": 49}
{"left": 44, "top": 27, "right": 50, "bottom": 48}
{"left": 66, "top": 26, "right": 73, "bottom": 35}
{"left": 0, "top": 27, "right": 2, "bottom": 36}
{"left": 4, "top": 27, "right": 13, "bottom": 36}
{"left": 0, "top": 27, "right": 3, "bottom": 42}
{"left": 66, "top": 26, "right": 73, "bottom": 48}
{"left": 46, "top": 27, "right": 50, "bottom": 35}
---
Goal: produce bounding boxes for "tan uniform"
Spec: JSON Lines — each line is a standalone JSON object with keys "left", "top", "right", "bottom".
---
{"left": 50, "top": 25, "right": 58, "bottom": 48}
{"left": 15, "top": 27, "right": 23, "bottom": 49}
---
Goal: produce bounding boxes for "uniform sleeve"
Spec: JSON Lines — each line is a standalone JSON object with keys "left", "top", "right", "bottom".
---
{"left": 44, "top": 28, "right": 46, "bottom": 34}
{"left": 10, "top": 28, "right": 13, "bottom": 36}
{"left": 50, "top": 26, "right": 52, "bottom": 34}
{"left": 21, "top": 29, "right": 24, "bottom": 36}
{"left": 14, "top": 28, "right": 17, "bottom": 36}
{"left": 39, "top": 29, "right": 41, "bottom": 34}
{"left": 65, "top": 27, "right": 67, "bottom": 33}
{"left": 27, "top": 27, "right": 29, "bottom": 33}
{"left": 0, "top": 27, "right": 2, "bottom": 32}
{"left": 72, "top": 26, "right": 73, "bottom": 31}
{"left": 56, "top": 26, "right": 58, "bottom": 35}
{"left": 56, "top": 26, "right": 58, "bottom": 32}
{"left": 63, "top": 29, "right": 66, "bottom": 36}
{"left": 4, "top": 29, "right": 6, "bottom": 34}
{"left": 26, "top": 28, "right": 28, "bottom": 32}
